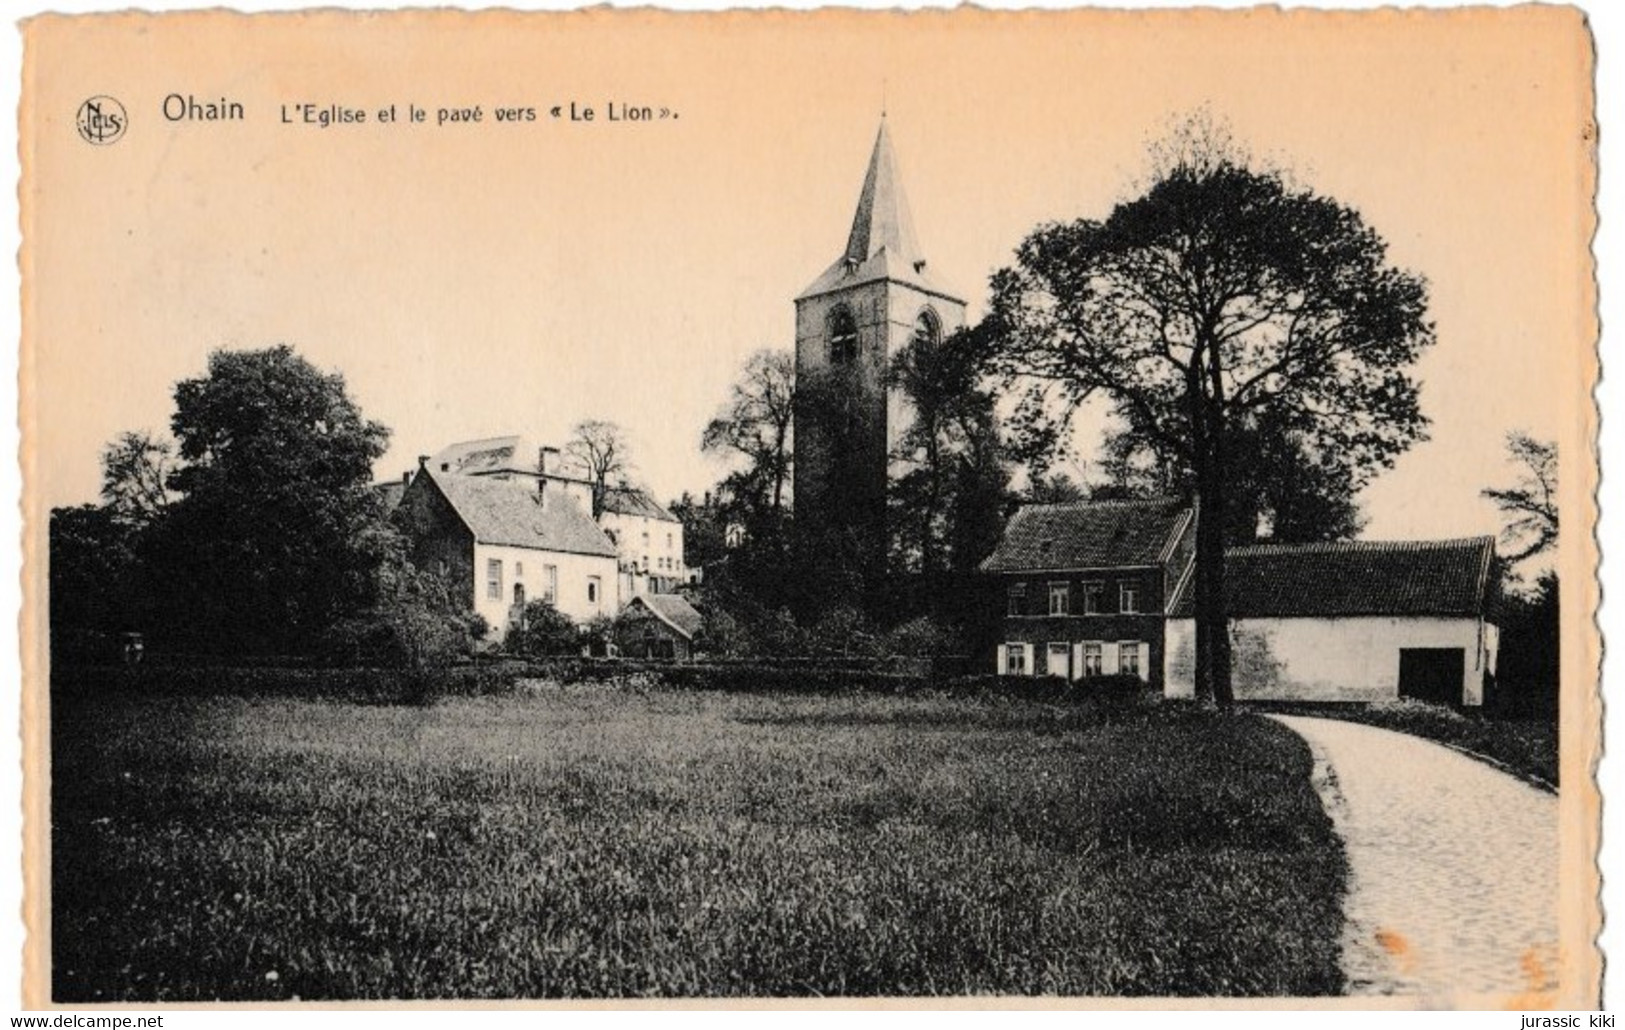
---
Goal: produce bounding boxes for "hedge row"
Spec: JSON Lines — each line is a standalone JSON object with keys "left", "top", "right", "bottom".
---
{"left": 50, "top": 660, "right": 1158, "bottom": 706}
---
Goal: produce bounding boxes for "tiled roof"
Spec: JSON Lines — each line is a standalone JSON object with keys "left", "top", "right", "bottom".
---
{"left": 426, "top": 469, "right": 616, "bottom": 558}
{"left": 632, "top": 594, "right": 704, "bottom": 639}
{"left": 602, "top": 486, "right": 680, "bottom": 523}
{"left": 979, "top": 498, "right": 1192, "bottom": 573}
{"left": 1167, "top": 537, "right": 1496, "bottom": 619}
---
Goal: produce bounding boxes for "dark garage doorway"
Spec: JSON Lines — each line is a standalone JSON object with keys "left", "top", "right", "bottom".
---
{"left": 1398, "top": 647, "right": 1465, "bottom": 705}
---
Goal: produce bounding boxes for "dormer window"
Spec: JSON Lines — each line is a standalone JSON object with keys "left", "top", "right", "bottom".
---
{"left": 829, "top": 307, "right": 859, "bottom": 365}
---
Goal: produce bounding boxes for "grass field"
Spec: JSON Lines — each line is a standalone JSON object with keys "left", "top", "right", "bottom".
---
{"left": 52, "top": 683, "right": 1347, "bottom": 1000}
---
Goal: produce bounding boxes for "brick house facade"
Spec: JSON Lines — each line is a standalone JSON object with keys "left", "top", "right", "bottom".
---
{"left": 979, "top": 498, "right": 1194, "bottom": 686}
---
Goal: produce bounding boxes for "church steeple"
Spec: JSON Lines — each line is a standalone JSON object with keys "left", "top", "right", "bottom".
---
{"left": 791, "top": 117, "right": 969, "bottom": 580}
{"left": 842, "top": 118, "right": 925, "bottom": 275}
{"left": 797, "top": 119, "right": 961, "bottom": 303}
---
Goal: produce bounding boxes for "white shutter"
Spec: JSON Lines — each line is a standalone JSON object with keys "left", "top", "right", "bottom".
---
{"left": 1102, "top": 642, "right": 1120, "bottom": 675}
{"left": 997, "top": 644, "right": 1009, "bottom": 676}
{"left": 1020, "top": 644, "right": 1034, "bottom": 676}
{"left": 1072, "top": 643, "right": 1085, "bottom": 681}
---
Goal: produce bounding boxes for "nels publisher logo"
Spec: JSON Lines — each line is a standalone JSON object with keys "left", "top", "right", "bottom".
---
{"left": 76, "top": 95, "right": 127, "bottom": 145}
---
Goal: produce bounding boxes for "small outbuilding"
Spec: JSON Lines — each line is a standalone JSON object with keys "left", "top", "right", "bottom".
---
{"left": 616, "top": 594, "right": 704, "bottom": 661}
{"left": 1163, "top": 537, "right": 1499, "bottom": 706}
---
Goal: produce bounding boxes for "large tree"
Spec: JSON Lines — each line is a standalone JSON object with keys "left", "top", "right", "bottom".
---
{"left": 151, "top": 345, "right": 391, "bottom": 652}
{"left": 701, "top": 348, "right": 795, "bottom": 522}
{"left": 1096, "top": 407, "right": 1367, "bottom": 543}
{"left": 988, "top": 137, "right": 1434, "bottom": 704}
{"left": 565, "top": 418, "right": 631, "bottom": 519}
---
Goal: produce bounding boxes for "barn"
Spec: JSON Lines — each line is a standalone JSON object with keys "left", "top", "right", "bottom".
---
{"left": 1163, "top": 537, "right": 1500, "bottom": 705}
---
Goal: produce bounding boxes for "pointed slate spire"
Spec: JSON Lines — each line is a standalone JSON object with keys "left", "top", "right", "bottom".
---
{"left": 843, "top": 117, "right": 925, "bottom": 273}
{"left": 797, "top": 118, "right": 962, "bottom": 303}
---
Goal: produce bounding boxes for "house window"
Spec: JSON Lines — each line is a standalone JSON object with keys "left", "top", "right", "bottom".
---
{"left": 667, "top": 532, "right": 673, "bottom": 549}
{"left": 1046, "top": 643, "right": 1070, "bottom": 679}
{"left": 1082, "top": 582, "right": 1104, "bottom": 614}
{"left": 515, "top": 562, "right": 524, "bottom": 579}
{"left": 1120, "top": 641, "right": 1144, "bottom": 679}
{"left": 642, "top": 531, "right": 650, "bottom": 548}
{"left": 1120, "top": 583, "right": 1140, "bottom": 614}
{"left": 1007, "top": 582, "right": 1027, "bottom": 617}
{"left": 587, "top": 576, "right": 601, "bottom": 606}
{"left": 1049, "top": 582, "right": 1070, "bottom": 616}
{"left": 513, "top": 583, "right": 525, "bottom": 608}
{"left": 486, "top": 559, "right": 503, "bottom": 601}
{"left": 1082, "top": 642, "right": 1103, "bottom": 677}
{"left": 543, "top": 565, "right": 558, "bottom": 604}
{"left": 1003, "top": 643, "right": 1030, "bottom": 675}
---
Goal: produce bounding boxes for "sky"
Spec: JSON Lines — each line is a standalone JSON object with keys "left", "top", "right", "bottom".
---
{"left": 23, "top": 7, "right": 1592, "bottom": 550}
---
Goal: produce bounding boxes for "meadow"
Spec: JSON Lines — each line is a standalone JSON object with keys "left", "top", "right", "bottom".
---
{"left": 52, "top": 681, "right": 1346, "bottom": 1000}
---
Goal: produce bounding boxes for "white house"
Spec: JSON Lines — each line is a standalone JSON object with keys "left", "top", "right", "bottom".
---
{"left": 1163, "top": 537, "right": 1499, "bottom": 706}
{"left": 600, "top": 484, "right": 688, "bottom": 599}
{"left": 416, "top": 435, "right": 687, "bottom": 604}
{"left": 392, "top": 463, "right": 620, "bottom": 638}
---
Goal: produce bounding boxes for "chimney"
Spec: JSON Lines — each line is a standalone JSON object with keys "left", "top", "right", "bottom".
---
{"left": 417, "top": 455, "right": 429, "bottom": 469}
{"left": 540, "top": 446, "right": 560, "bottom": 476}
{"left": 402, "top": 470, "right": 411, "bottom": 487}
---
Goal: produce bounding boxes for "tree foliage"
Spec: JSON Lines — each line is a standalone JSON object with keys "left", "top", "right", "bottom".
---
{"left": 702, "top": 348, "right": 795, "bottom": 521}
{"left": 887, "top": 325, "right": 1011, "bottom": 578}
{"left": 987, "top": 127, "right": 1434, "bottom": 703}
{"left": 99, "top": 430, "right": 176, "bottom": 527}
{"left": 143, "top": 345, "right": 391, "bottom": 653}
{"left": 1482, "top": 432, "right": 1558, "bottom": 565}
{"left": 566, "top": 419, "right": 631, "bottom": 519}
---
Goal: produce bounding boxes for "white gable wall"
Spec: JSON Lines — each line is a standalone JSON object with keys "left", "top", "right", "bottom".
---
{"left": 1163, "top": 615, "right": 1497, "bottom": 706}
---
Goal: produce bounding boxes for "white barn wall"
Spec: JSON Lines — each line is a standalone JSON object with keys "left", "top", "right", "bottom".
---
{"left": 1164, "top": 616, "right": 1498, "bottom": 705}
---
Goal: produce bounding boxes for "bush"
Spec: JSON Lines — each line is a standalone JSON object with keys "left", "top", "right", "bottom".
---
{"left": 509, "top": 600, "right": 582, "bottom": 657}
{"left": 807, "top": 605, "right": 882, "bottom": 658}
{"left": 880, "top": 615, "right": 954, "bottom": 658}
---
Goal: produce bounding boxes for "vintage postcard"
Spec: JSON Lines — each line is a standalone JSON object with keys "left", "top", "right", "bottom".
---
{"left": 19, "top": 6, "right": 1601, "bottom": 1010}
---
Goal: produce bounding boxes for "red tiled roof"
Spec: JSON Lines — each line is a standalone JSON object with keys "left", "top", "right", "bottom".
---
{"left": 979, "top": 498, "right": 1191, "bottom": 573}
{"left": 1168, "top": 537, "right": 1496, "bottom": 619}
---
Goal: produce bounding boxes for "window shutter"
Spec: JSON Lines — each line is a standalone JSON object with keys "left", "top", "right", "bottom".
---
{"left": 1072, "top": 643, "right": 1085, "bottom": 681}
{"left": 997, "top": 644, "right": 1009, "bottom": 675}
{"left": 1102, "top": 642, "right": 1120, "bottom": 675}
{"left": 1020, "top": 644, "right": 1034, "bottom": 676}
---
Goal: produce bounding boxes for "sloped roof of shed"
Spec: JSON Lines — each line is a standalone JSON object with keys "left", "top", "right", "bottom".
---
{"left": 979, "top": 498, "right": 1191, "bottom": 573}
{"left": 1167, "top": 537, "right": 1496, "bottom": 619}
{"left": 426, "top": 468, "right": 616, "bottom": 558}
{"left": 630, "top": 594, "right": 704, "bottom": 639}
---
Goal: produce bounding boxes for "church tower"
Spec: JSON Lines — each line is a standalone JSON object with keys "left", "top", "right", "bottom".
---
{"left": 792, "top": 118, "right": 967, "bottom": 570}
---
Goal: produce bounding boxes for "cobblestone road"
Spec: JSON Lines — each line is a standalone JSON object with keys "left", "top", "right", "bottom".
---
{"left": 1268, "top": 715, "right": 1560, "bottom": 1003}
